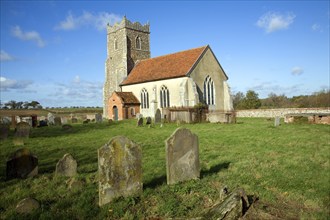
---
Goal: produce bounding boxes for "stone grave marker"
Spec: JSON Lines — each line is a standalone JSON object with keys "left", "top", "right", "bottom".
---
{"left": 62, "top": 124, "right": 73, "bottom": 131}
{"left": 71, "top": 118, "right": 78, "bottom": 123}
{"left": 274, "top": 117, "right": 280, "bottom": 127}
{"left": 155, "top": 109, "right": 161, "bottom": 124}
{"left": 137, "top": 117, "right": 143, "bottom": 127}
{"left": 13, "top": 122, "right": 30, "bottom": 145}
{"left": 16, "top": 198, "right": 40, "bottom": 214}
{"left": 47, "top": 113, "right": 55, "bottom": 125}
{"left": 165, "top": 128, "right": 200, "bottom": 185}
{"left": 146, "top": 117, "right": 152, "bottom": 125}
{"left": 0, "top": 123, "right": 10, "bottom": 140}
{"left": 61, "top": 117, "right": 68, "bottom": 124}
{"left": 95, "top": 113, "right": 103, "bottom": 123}
{"left": 54, "top": 116, "right": 62, "bottom": 126}
{"left": 98, "top": 136, "right": 142, "bottom": 206}
{"left": 55, "top": 153, "right": 77, "bottom": 177}
{"left": 6, "top": 148, "right": 38, "bottom": 179}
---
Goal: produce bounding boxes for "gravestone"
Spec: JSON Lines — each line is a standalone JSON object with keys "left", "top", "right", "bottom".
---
{"left": 146, "top": 117, "right": 152, "bottom": 125}
{"left": 54, "top": 117, "right": 62, "bottom": 126}
{"left": 71, "top": 118, "right": 78, "bottom": 123}
{"left": 95, "top": 113, "right": 103, "bottom": 123}
{"left": 98, "top": 136, "right": 142, "bottom": 206}
{"left": 155, "top": 109, "right": 161, "bottom": 124}
{"left": 137, "top": 117, "right": 143, "bottom": 127}
{"left": 274, "top": 117, "right": 280, "bottom": 127}
{"left": 6, "top": 148, "right": 38, "bottom": 179}
{"left": 47, "top": 113, "right": 55, "bottom": 125}
{"left": 165, "top": 128, "right": 200, "bottom": 185}
{"left": 38, "top": 120, "right": 48, "bottom": 127}
{"left": 16, "top": 198, "right": 40, "bottom": 214}
{"left": 13, "top": 122, "right": 30, "bottom": 146}
{"left": 61, "top": 117, "right": 68, "bottom": 124}
{"left": 55, "top": 153, "right": 77, "bottom": 177}
{"left": 0, "top": 123, "right": 10, "bottom": 140}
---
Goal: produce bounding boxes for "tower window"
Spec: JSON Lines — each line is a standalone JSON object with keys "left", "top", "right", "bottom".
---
{"left": 204, "top": 75, "right": 215, "bottom": 105}
{"left": 114, "top": 39, "right": 118, "bottom": 50}
{"left": 140, "top": 88, "right": 149, "bottom": 109}
{"left": 136, "top": 36, "right": 141, "bottom": 50}
{"left": 160, "top": 85, "right": 170, "bottom": 108}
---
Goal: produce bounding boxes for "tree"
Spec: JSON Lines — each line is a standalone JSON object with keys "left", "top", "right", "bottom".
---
{"left": 232, "top": 92, "right": 245, "bottom": 109}
{"left": 241, "top": 90, "right": 261, "bottom": 109}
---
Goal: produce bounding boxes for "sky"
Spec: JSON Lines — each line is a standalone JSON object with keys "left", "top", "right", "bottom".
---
{"left": 0, "top": 1, "right": 329, "bottom": 108}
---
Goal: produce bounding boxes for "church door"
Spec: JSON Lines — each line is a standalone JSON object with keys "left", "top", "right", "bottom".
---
{"left": 113, "top": 106, "right": 118, "bottom": 121}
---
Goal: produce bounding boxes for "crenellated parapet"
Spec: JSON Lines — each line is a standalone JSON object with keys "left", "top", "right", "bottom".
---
{"left": 107, "top": 16, "right": 150, "bottom": 33}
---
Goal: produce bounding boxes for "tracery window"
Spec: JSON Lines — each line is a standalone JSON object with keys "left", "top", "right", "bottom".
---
{"left": 136, "top": 36, "right": 141, "bottom": 50}
{"left": 204, "top": 75, "right": 215, "bottom": 105}
{"left": 160, "top": 85, "right": 170, "bottom": 108}
{"left": 140, "top": 88, "right": 149, "bottom": 109}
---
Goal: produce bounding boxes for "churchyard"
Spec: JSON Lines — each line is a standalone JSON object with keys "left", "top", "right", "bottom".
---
{"left": 0, "top": 118, "right": 329, "bottom": 219}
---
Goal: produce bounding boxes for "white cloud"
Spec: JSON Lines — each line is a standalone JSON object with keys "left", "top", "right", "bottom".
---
{"left": 54, "top": 11, "right": 122, "bottom": 31}
{"left": 0, "top": 76, "right": 34, "bottom": 91}
{"left": 291, "top": 66, "right": 304, "bottom": 76}
{"left": 73, "top": 75, "right": 80, "bottom": 84}
{"left": 311, "top": 23, "right": 323, "bottom": 32}
{"left": 11, "top": 26, "right": 46, "bottom": 47}
{"left": 0, "top": 50, "right": 15, "bottom": 61}
{"left": 256, "top": 12, "right": 295, "bottom": 33}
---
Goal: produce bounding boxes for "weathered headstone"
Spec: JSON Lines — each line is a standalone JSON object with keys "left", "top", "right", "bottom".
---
{"left": 98, "top": 136, "right": 142, "bottom": 206}
{"left": 16, "top": 198, "right": 40, "bottom": 214}
{"left": 13, "top": 122, "right": 30, "bottom": 145}
{"left": 6, "top": 148, "right": 38, "bottom": 179}
{"left": 71, "top": 118, "right": 78, "bottom": 123}
{"left": 137, "top": 117, "right": 143, "bottom": 127}
{"left": 95, "top": 113, "right": 103, "bottom": 123}
{"left": 155, "top": 109, "right": 161, "bottom": 124}
{"left": 165, "top": 128, "right": 200, "bottom": 185}
{"left": 0, "top": 123, "right": 10, "bottom": 140}
{"left": 54, "top": 116, "right": 62, "bottom": 126}
{"left": 274, "top": 117, "right": 280, "bottom": 127}
{"left": 55, "top": 153, "right": 77, "bottom": 177}
{"left": 146, "top": 117, "right": 152, "bottom": 125}
{"left": 61, "top": 117, "right": 68, "bottom": 124}
{"left": 47, "top": 113, "right": 55, "bottom": 125}
{"left": 38, "top": 120, "right": 48, "bottom": 127}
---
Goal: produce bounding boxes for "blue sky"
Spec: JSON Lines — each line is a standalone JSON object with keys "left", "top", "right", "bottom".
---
{"left": 1, "top": 1, "right": 329, "bottom": 107}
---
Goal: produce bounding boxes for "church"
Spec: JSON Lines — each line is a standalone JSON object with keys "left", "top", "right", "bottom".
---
{"left": 103, "top": 17, "right": 234, "bottom": 123}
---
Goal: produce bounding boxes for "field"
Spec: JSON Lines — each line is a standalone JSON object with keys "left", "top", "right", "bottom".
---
{"left": 0, "top": 118, "right": 329, "bottom": 219}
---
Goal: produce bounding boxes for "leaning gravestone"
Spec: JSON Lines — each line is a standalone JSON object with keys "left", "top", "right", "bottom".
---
{"left": 137, "top": 117, "right": 143, "bottom": 127}
{"left": 274, "top": 117, "right": 280, "bottom": 127}
{"left": 0, "top": 123, "right": 10, "bottom": 140}
{"left": 13, "top": 122, "right": 30, "bottom": 146}
{"left": 55, "top": 153, "right": 77, "bottom": 177}
{"left": 155, "top": 109, "right": 161, "bottom": 124}
{"left": 6, "top": 148, "right": 38, "bottom": 179}
{"left": 98, "top": 136, "right": 142, "bottom": 206}
{"left": 54, "top": 117, "right": 62, "bottom": 126}
{"left": 146, "top": 117, "right": 152, "bottom": 125}
{"left": 95, "top": 113, "right": 103, "bottom": 123}
{"left": 165, "top": 128, "right": 200, "bottom": 185}
{"left": 47, "top": 113, "right": 55, "bottom": 125}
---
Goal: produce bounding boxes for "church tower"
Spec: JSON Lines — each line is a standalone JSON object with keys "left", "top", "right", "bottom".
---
{"left": 103, "top": 17, "right": 150, "bottom": 118}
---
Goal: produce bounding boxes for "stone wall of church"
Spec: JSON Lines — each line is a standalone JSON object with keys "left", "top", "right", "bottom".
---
{"left": 189, "top": 48, "right": 230, "bottom": 112}
{"left": 121, "top": 77, "right": 199, "bottom": 118}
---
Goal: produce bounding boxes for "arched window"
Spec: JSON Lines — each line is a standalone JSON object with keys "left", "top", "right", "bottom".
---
{"left": 136, "top": 36, "right": 141, "bottom": 50}
{"left": 140, "top": 88, "right": 149, "bottom": 109}
{"left": 160, "top": 85, "right": 170, "bottom": 108}
{"left": 204, "top": 76, "right": 215, "bottom": 105}
{"left": 114, "top": 39, "right": 118, "bottom": 50}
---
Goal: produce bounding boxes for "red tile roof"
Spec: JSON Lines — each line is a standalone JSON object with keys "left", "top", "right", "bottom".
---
{"left": 115, "top": 92, "right": 140, "bottom": 104}
{"left": 121, "top": 46, "right": 208, "bottom": 85}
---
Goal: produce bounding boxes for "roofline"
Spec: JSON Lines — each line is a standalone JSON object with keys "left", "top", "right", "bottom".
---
{"left": 113, "top": 91, "right": 140, "bottom": 104}
{"left": 121, "top": 75, "right": 188, "bottom": 87}
{"left": 208, "top": 46, "right": 229, "bottom": 80}
{"left": 186, "top": 45, "right": 209, "bottom": 77}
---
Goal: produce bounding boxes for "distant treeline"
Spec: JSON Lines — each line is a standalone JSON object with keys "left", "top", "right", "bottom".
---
{"left": 233, "top": 89, "right": 330, "bottom": 110}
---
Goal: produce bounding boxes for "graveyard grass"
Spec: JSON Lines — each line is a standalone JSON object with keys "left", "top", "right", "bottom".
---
{"left": 0, "top": 118, "right": 329, "bottom": 219}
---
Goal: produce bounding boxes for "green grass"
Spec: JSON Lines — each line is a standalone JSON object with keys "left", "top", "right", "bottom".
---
{"left": 0, "top": 118, "right": 329, "bottom": 219}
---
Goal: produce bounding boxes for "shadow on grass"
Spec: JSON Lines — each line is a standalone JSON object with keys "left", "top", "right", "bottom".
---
{"left": 144, "top": 162, "right": 231, "bottom": 189}
{"left": 201, "top": 162, "right": 230, "bottom": 178}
